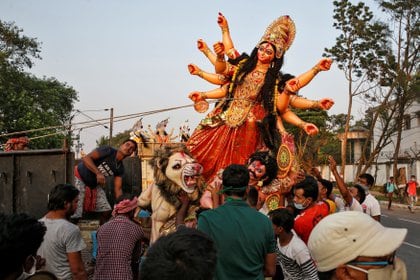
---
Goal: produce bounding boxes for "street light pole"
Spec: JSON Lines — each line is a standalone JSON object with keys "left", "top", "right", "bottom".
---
{"left": 109, "top": 108, "right": 113, "bottom": 146}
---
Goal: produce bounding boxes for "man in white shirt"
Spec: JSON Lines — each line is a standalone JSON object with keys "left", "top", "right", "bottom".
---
{"left": 358, "top": 173, "right": 381, "bottom": 222}
{"left": 327, "top": 156, "right": 363, "bottom": 212}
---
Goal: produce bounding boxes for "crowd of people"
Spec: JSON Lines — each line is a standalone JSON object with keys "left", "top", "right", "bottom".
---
{"left": 0, "top": 157, "right": 414, "bottom": 280}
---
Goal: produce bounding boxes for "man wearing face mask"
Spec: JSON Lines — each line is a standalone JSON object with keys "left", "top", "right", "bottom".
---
{"left": 308, "top": 211, "right": 407, "bottom": 280}
{"left": 292, "top": 176, "right": 329, "bottom": 244}
{"left": 0, "top": 213, "right": 47, "bottom": 280}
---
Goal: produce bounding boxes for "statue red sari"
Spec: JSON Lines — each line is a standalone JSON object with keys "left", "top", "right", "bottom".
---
{"left": 187, "top": 13, "right": 334, "bottom": 181}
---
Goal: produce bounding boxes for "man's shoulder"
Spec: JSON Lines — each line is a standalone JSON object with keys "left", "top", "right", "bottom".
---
{"left": 366, "top": 193, "right": 380, "bottom": 204}
{"left": 101, "top": 217, "right": 143, "bottom": 235}
{"left": 40, "top": 217, "right": 81, "bottom": 235}
{"left": 289, "top": 233, "right": 309, "bottom": 251}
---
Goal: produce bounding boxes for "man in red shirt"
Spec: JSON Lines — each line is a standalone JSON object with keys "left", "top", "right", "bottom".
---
{"left": 405, "top": 175, "right": 419, "bottom": 213}
{"left": 293, "top": 175, "right": 329, "bottom": 244}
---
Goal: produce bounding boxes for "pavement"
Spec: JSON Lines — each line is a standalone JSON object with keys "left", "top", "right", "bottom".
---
{"left": 378, "top": 200, "right": 419, "bottom": 211}
{"left": 370, "top": 190, "right": 419, "bottom": 211}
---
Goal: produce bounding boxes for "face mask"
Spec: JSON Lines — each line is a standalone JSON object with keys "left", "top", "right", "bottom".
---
{"left": 294, "top": 201, "right": 307, "bottom": 210}
{"left": 347, "top": 258, "right": 406, "bottom": 280}
{"left": 16, "top": 256, "right": 37, "bottom": 280}
{"left": 358, "top": 184, "right": 369, "bottom": 192}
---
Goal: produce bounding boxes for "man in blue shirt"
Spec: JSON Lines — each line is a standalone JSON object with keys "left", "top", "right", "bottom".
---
{"left": 72, "top": 139, "right": 137, "bottom": 225}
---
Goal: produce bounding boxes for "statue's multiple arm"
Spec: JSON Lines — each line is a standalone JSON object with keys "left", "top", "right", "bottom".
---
{"left": 188, "top": 64, "right": 229, "bottom": 85}
{"left": 189, "top": 13, "right": 334, "bottom": 137}
{"left": 188, "top": 84, "right": 229, "bottom": 103}
{"left": 197, "top": 39, "right": 217, "bottom": 66}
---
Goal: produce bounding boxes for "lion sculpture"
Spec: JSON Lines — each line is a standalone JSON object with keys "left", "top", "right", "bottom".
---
{"left": 137, "top": 143, "right": 204, "bottom": 243}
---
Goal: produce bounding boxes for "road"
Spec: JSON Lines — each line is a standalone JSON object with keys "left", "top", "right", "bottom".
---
{"left": 380, "top": 205, "right": 420, "bottom": 280}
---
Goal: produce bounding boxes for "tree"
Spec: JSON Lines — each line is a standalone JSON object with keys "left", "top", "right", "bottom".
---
{"left": 0, "top": 20, "right": 41, "bottom": 69}
{"left": 325, "top": 0, "right": 393, "bottom": 176}
{"left": 328, "top": 113, "right": 352, "bottom": 133}
{"left": 373, "top": 0, "right": 420, "bottom": 179}
{"left": 0, "top": 20, "right": 78, "bottom": 149}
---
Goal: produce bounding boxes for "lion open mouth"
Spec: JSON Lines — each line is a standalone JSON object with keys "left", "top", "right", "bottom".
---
{"left": 181, "top": 163, "right": 203, "bottom": 193}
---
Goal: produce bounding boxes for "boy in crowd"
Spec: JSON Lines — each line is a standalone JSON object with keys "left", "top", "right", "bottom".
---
{"left": 269, "top": 208, "right": 319, "bottom": 280}
{"left": 328, "top": 156, "right": 363, "bottom": 212}
{"left": 358, "top": 173, "right": 381, "bottom": 221}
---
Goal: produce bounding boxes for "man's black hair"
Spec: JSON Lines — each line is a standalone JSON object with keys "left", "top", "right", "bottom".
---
{"left": 353, "top": 184, "right": 367, "bottom": 204}
{"left": 222, "top": 164, "right": 250, "bottom": 197}
{"left": 319, "top": 179, "right": 333, "bottom": 197}
{"left": 268, "top": 208, "right": 294, "bottom": 233}
{"left": 293, "top": 175, "right": 319, "bottom": 201}
{"left": 359, "top": 173, "right": 375, "bottom": 187}
{"left": 47, "top": 184, "right": 79, "bottom": 211}
{"left": 122, "top": 138, "right": 138, "bottom": 152}
{"left": 0, "top": 213, "right": 46, "bottom": 278}
{"left": 140, "top": 227, "right": 217, "bottom": 280}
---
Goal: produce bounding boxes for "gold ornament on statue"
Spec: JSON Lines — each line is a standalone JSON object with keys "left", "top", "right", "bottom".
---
{"left": 258, "top": 15, "right": 296, "bottom": 59}
{"left": 266, "top": 193, "right": 281, "bottom": 211}
{"left": 194, "top": 100, "right": 209, "bottom": 113}
{"left": 277, "top": 143, "right": 294, "bottom": 178}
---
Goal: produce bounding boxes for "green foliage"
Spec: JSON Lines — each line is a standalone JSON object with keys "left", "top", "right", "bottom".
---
{"left": 326, "top": 0, "right": 392, "bottom": 82}
{"left": 0, "top": 20, "right": 41, "bottom": 69}
{"left": 284, "top": 108, "right": 336, "bottom": 169}
{"left": 328, "top": 113, "right": 352, "bottom": 133}
{"left": 0, "top": 20, "right": 78, "bottom": 149}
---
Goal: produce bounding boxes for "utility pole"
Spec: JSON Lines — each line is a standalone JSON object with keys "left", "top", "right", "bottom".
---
{"left": 109, "top": 108, "right": 114, "bottom": 146}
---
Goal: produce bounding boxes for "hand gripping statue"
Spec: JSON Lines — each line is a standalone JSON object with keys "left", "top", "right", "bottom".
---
{"left": 186, "top": 13, "right": 334, "bottom": 181}
{"left": 137, "top": 144, "right": 204, "bottom": 244}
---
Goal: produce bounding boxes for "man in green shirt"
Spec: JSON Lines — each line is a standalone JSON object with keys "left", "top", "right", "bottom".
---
{"left": 197, "top": 164, "right": 277, "bottom": 279}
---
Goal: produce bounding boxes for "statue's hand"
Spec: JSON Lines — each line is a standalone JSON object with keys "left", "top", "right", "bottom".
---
{"left": 187, "top": 64, "right": 200, "bottom": 75}
{"left": 319, "top": 98, "right": 334, "bottom": 110}
{"left": 303, "top": 122, "right": 319, "bottom": 136}
{"left": 285, "top": 78, "right": 300, "bottom": 94}
{"left": 213, "top": 41, "right": 225, "bottom": 56}
{"left": 217, "top": 12, "right": 228, "bottom": 29}
{"left": 189, "top": 91, "right": 204, "bottom": 102}
{"left": 317, "top": 58, "right": 333, "bottom": 71}
{"left": 197, "top": 39, "right": 208, "bottom": 52}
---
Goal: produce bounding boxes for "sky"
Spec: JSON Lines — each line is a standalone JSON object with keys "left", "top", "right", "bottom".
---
{"left": 0, "top": 0, "right": 377, "bottom": 153}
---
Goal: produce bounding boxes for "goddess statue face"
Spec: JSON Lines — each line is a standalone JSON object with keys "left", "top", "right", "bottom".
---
{"left": 257, "top": 42, "right": 275, "bottom": 64}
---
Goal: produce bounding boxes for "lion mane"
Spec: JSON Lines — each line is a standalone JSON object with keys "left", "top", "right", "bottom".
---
{"left": 149, "top": 143, "right": 203, "bottom": 207}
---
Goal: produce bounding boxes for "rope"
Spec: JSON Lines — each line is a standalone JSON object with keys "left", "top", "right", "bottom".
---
{"left": 0, "top": 101, "right": 219, "bottom": 141}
